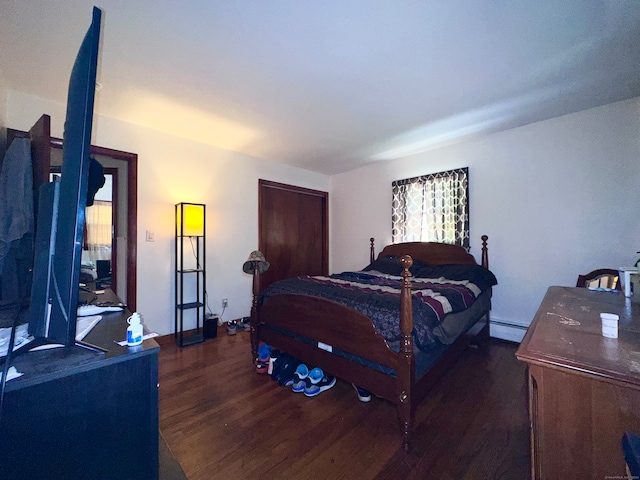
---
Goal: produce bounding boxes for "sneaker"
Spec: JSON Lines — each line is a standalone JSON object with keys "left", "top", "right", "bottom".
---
{"left": 257, "top": 344, "right": 271, "bottom": 362}
{"left": 291, "top": 364, "right": 309, "bottom": 393}
{"left": 268, "top": 351, "right": 280, "bottom": 377}
{"left": 255, "top": 344, "right": 271, "bottom": 374}
{"left": 269, "top": 353, "right": 299, "bottom": 386}
{"left": 352, "top": 384, "right": 372, "bottom": 402}
{"left": 304, "top": 368, "right": 336, "bottom": 397}
{"left": 241, "top": 317, "right": 251, "bottom": 332}
{"left": 227, "top": 320, "right": 237, "bottom": 335}
{"left": 277, "top": 357, "right": 301, "bottom": 387}
{"left": 255, "top": 360, "right": 269, "bottom": 374}
{"left": 272, "top": 351, "right": 295, "bottom": 381}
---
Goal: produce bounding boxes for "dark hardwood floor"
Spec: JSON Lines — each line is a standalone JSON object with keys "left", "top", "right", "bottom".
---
{"left": 158, "top": 328, "right": 530, "bottom": 479}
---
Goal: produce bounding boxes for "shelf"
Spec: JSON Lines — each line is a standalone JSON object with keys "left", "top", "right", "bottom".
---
{"left": 176, "top": 332, "right": 204, "bottom": 347}
{"left": 176, "top": 301, "right": 204, "bottom": 310}
{"left": 175, "top": 202, "right": 207, "bottom": 348}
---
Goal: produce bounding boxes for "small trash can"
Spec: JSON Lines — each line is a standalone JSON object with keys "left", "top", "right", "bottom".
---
{"left": 203, "top": 315, "right": 218, "bottom": 339}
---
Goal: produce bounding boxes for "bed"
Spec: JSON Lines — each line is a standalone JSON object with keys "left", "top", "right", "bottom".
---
{"left": 248, "top": 235, "right": 495, "bottom": 449}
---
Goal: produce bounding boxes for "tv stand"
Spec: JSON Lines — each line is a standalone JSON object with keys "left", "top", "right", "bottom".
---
{"left": 7, "top": 334, "right": 108, "bottom": 362}
{"left": 0, "top": 300, "right": 159, "bottom": 480}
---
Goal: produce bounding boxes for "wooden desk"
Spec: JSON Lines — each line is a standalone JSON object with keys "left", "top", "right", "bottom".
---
{"left": 516, "top": 286, "right": 640, "bottom": 480}
{"left": 0, "top": 298, "right": 159, "bottom": 480}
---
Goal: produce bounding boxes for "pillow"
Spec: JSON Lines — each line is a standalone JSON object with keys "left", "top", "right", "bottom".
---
{"left": 362, "top": 255, "right": 428, "bottom": 276}
{"left": 411, "top": 264, "right": 498, "bottom": 291}
{"left": 363, "top": 255, "right": 497, "bottom": 292}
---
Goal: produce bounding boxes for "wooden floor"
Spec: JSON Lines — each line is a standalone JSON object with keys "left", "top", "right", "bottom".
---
{"left": 158, "top": 329, "right": 530, "bottom": 480}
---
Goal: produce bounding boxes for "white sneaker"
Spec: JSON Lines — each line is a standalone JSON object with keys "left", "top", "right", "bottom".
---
{"left": 77, "top": 304, "right": 123, "bottom": 316}
{"left": 352, "top": 384, "right": 372, "bottom": 402}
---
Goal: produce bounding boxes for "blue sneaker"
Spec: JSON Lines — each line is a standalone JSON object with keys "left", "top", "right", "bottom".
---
{"left": 257, "top": 343, "right": 271, "bottom": 362}
{"left": 291, "top": 364, "right": 309, "bottom": 393}
{"left": 352, "top": 384, "right": 372, "bottom": 402}
{"left": 304, "top": 368, "right": 336, "bottom": 397}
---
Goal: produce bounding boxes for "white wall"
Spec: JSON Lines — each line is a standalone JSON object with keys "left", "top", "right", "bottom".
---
{"left": 331, "top": 97, "right": 640, "bottom": 339}
{"left": 5, "top": 90, "right": 639, "bottom": 340}
{"left": 6, "top": 91, "right": 331, "bottom": 336}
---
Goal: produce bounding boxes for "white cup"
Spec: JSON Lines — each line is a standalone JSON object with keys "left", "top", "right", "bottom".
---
{"left": 600, "top": 313, "right": 619, "bottom": 339}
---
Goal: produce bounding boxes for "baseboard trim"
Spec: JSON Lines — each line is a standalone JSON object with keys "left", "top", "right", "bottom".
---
{"left": 159, "top": 320, "right": 528, "bottom": 345}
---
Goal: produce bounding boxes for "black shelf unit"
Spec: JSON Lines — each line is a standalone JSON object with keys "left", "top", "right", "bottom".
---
{"left": 175, "top": 202, "right": 206, "bottom": 347}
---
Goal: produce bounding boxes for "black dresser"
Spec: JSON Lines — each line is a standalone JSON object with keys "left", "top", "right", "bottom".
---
{"left": 0, "top": 300, "right": 159, "bottom": 480}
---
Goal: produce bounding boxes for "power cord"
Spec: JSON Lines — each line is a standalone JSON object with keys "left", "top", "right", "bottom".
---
{"left": 188, "top": 238, "right": 225, "bottom": 322}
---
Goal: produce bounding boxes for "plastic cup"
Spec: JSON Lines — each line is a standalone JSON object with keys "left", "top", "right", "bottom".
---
{"left": 600, "top": 313, "right": 619, "bottom": 339}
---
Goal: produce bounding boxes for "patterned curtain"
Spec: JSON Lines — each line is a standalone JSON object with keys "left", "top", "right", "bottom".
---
{"left": 392, "top": 167, "right": 469, "bottom": 248}
{"left": 85, "top": 200, "right": 112, "bottom": 264}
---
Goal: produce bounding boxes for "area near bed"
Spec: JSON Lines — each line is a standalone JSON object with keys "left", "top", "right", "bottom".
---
{"left": 249, "top": 236, "right": 495, "bottom": 449}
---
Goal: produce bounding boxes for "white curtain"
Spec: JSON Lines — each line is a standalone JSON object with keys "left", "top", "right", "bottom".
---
{"left": 392, "top": 168, "right": 469, "bottom": 248}
{"left": 85, "top": 200, "right": 112, "bottom": 265}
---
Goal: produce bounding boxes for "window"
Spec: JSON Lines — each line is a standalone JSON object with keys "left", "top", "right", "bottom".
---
{"left": 85, "top": 199, "right": 113, "bottom": 263}
{"left": 392, "top": 167, "right": 469, "bottom": 248}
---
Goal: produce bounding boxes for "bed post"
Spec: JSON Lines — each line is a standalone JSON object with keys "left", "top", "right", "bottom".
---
{"left": 250, "top": 265, "right": 260, "bottom": 362}
{"left": 479, "top": 235, "right": 491, "bottom": 347}
{"left": 370, "top": 237, "right": 375, "bottom": 264}
{"left": 481, "top": 235, "right": 489, "bottom": 269}
{"left": 398, "top": 255, "right": 415, "bottom": 451}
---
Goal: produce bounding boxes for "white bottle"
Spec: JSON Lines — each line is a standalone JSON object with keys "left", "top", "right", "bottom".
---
{"left": 127, "top": 312, "right": 144, "bottom": 346}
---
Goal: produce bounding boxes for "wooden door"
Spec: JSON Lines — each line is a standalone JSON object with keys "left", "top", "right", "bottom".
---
{"left": 258, "top": 180, "right": 328, "bottom": 291}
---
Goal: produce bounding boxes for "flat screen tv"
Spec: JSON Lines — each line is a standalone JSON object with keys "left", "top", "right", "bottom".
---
{"left": 27, "top": 6, "right": 102, "bottom": 347}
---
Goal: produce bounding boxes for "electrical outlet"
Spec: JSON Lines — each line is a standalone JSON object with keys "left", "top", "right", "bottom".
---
{"left": 222, "top": 298, "right": 228, "bottom": 308}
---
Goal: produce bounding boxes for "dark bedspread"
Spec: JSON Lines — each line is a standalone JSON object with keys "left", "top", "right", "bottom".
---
{"left": 259, "top": 257, "right": 497, "bottom": 351}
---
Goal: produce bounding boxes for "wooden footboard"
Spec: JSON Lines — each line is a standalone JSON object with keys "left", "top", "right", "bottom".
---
{"left": 251, "top": 256, "right": 416, "bottom": 403}
{"left": 249, "top": 236, "right": 491, "bottom": 450}
{"left": 257, "top": 295, "right": 401, "bottom": 401}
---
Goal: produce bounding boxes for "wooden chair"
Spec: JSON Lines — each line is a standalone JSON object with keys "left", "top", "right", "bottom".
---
{"left": 576, "top": 269, "right": 621, "bottom": 291}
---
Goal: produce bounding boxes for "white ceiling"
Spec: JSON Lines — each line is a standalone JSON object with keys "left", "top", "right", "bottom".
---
{"left": 1, "top": 1, "right": 640, "bottom": 175}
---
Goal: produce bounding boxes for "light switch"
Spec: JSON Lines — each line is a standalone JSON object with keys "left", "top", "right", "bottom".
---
{"left": 146, "top": 230, "right": 155, "bottom": 242}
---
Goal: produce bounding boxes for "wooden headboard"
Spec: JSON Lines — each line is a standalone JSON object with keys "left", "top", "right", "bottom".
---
{"left": 371, "top": 235, "right": 489, "bottom": 269}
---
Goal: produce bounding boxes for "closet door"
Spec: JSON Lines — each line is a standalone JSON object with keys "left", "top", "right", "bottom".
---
{"left": 258, "top": 180, "right": 328, "bottom": 291}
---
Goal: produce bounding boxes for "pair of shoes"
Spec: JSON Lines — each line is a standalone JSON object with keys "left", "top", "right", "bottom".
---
{"left": 291, "top": 365, "right": 336, "bottom": 397}
{"left": 227, "top": 320, "right": 237, "bottom": 335}
{"left": 352, "top": 384, "right": 372, "bottom": 402}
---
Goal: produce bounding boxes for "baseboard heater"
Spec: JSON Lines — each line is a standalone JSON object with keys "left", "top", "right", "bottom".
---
{"left": 489, "top": 320, "right": 528, "bottom": 343}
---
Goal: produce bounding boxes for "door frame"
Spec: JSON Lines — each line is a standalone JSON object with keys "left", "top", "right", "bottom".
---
{"left": 52, "top": 140, "right": 138, "bottom": 311}
{"left": 7, "top": 127, "right": 138, "bottom": 311}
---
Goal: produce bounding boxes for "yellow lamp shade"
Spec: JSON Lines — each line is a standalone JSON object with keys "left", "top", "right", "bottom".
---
{"left": 176, "top": 203, "right": 205, "bottom": 236}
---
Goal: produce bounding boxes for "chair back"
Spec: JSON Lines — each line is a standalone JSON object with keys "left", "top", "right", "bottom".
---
{"left": 576, "top": 269, "right": 621, "bottom": 291}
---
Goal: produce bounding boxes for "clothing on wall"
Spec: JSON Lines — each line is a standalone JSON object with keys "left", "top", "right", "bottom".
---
{"left": 0, "top": 138, "right": 34, "bottom": 303}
